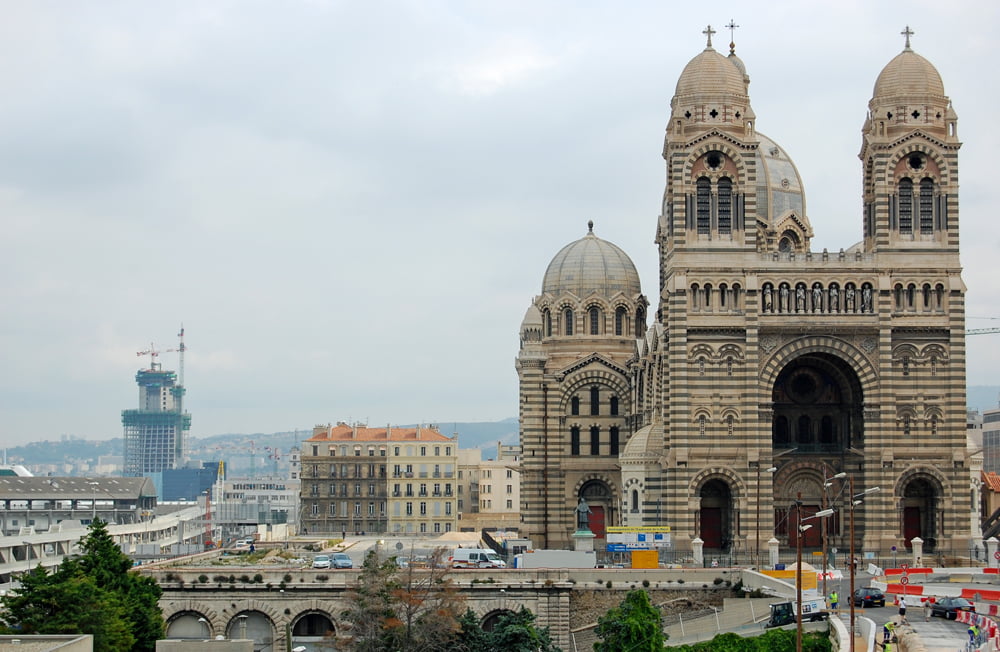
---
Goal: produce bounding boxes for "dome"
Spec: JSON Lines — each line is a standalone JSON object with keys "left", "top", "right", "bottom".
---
{"left": 753, "top": 132, "right": 809, "bottom": 231}
{"left": 873, "top": 49, "right": 945, "bottom": 101}
{"left": 675, "top": 47, "right": 746, "bottom": 99}
{"left": 542, "top": 221, "right": 641, "bottom": 298}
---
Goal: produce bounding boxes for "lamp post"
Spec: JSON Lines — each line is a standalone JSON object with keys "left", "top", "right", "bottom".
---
{"left": 22, "top": 541, "right": 32, "bottom": 576}
{"left": 756, "top": 465, "right": 777, "bottom": 567}
{"left": 86, "top": 481, "right": 99, "bottom": 521}
{"left": 848, "top": 478, "right": 880, "bottom": 652}
{"left": 822, "top": 471, "right": 847, "bottom": 600}
{"left": 796, "top": 496, "right": 833, "bottom": 652}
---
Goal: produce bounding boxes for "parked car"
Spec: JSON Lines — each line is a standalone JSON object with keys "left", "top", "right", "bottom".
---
{"left": 312, "top": 555, "right": 331, "bottom": 569}
{"left": 930, "top": 597, "right": 975, "bottom": 619}
{"left": 853, "top": 587, "right": 886, "bottom": 608}
{"left": 331, "top": 553, "right": 353, "bottom": 569}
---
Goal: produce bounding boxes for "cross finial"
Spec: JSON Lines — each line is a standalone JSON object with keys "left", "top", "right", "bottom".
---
{"left": 901, "top": 25, "right": 914, "bottom": 50}
{"left": 726, "top": 19, "right": 739, "bottom": 54}
{"left": 703, "top": 24, "right": 716, "bottom": 49}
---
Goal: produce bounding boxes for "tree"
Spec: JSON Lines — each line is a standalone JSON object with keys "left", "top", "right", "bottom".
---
{"left": 484, "top": 606, "right": 561, "bottom": 652}
{"left": 594, "top": 589, "right": 664, "bottom": 652}
{"left": 0, "top": 519, "right": 164, "bottom": 651}
{"left": 341, "top": 547, "right": 466, "bottom": 651}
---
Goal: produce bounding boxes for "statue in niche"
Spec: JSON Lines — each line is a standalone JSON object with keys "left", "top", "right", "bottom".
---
{"left": 780, "top": 285, "right": 789, "bottom": 312}
{"left": 763, "top": 286, "right": 773, "bottom": 312}
{"left": 795, "top": 286, "right": 805, "bottom": 312}
{"left": 829, "top": 286, "right": 839, "bottom": 312}
{"left": 812, "top": 285, "right": 822, "bottom": 312}
{"left": 862, "top": 286, "right": 873, "bottom": 312}
{"left": 845, "top": 286, "right": 856, "bottom": 312}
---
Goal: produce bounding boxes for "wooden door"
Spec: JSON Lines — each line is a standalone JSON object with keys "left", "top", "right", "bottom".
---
{"left": 588, "top": 505, "right": 606, "bottom": 538}
{"left": 700, "top": 507, "right": 723, "bottom": 548}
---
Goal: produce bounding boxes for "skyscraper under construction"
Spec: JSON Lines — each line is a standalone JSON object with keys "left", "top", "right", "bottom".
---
{"left": 122, "top": 333, "right": 191, "bottom": 477}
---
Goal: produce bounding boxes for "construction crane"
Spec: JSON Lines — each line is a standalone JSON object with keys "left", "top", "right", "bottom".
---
{"left": 166, "top": 325, "right": 187, "bottom": 387}
{"left": 136, "top": 343, "right": 161, "bottom": 370}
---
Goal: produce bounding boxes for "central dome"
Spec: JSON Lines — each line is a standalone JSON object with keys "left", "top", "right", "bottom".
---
{"left": 542, "top": 222, "right": 641, "bottom": 298}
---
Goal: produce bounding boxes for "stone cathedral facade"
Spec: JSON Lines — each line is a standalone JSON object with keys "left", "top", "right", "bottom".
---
{"left": 517, "top": 28, "right": 973, "bottom": 557}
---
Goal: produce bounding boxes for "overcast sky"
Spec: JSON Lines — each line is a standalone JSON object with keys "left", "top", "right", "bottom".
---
{"left": 1, "top": 1, "right": 998, "bottom": 447}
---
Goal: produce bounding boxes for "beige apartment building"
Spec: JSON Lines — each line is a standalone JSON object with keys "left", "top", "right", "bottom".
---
{"left": 300, "top": 424, "right": 458, "bottom": 535}
{"left": 455, "top": 443, "right": 521, "bottom": 532}
{"left": 518, "top": 28, "right": 972, "bottom": 556}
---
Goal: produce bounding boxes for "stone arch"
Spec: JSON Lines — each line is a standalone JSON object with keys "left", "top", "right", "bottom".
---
{"left": 165, "top": 610, "right": 218, "bottom": 640}
{"left": 896, "top": 466, "right": 948, "bottom": 551}
{"left": 481, "top": 608, "right": 518, "bottom": 632}
{"left": 559, "top": 371, "right": 630, "bottom": 412}
{"left": 683, "top": 142, "right": 750, "bottom": 190}
{"left": 691, "top": 469, "right": 743, "bottom": 551}
{"left": 760, "top": 337, "right": 878, "bottom": 395}
{"left": 226, "top": 609, "right": 277, "bottom": 650}
{"left": 290, "top": 609, "right": 338, "bottom": 646}
{"left": 572, "top": 475, "right": 618, "bottom": 538}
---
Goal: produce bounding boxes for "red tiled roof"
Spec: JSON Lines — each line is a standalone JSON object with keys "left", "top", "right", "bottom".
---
{"left": 983, "top": 471, "right": 1000, "bottom": 493}
{"left": 306, "top": 424, "right": 452, "bottom": 443}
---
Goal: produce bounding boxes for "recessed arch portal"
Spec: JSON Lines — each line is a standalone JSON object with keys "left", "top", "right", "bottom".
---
{"left": 698, "top": 478, "right": 734, "bottom": 551}
{"left": 578, "top": 479, "right": 613, "bottom": 538}
{"left": 771, "top": 352, "right": 865, "bottom": 453}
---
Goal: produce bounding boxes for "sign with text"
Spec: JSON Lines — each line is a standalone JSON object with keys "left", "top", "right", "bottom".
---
{"left": 606, "top": 526, "right": 671, "bottom": 550}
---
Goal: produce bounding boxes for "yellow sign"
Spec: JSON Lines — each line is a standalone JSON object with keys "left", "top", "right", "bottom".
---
{"left": 762, "top": 570, "right": 818, "bottom": 591}
{"left": 606, "top": 526, "right": 671, "bottom": 534}
{"left": 631, "top": 550, "right": 659, "bottom": 569}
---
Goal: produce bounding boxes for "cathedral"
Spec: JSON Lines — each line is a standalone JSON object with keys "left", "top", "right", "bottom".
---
{"left": 516, "top": 27, "right": 972, "bottom": 558}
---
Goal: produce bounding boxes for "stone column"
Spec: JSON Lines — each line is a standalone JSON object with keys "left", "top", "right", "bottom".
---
{"left": 692, "top": 537, "right": 704, "bottom": 566}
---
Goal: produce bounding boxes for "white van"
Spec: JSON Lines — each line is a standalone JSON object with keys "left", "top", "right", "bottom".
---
{"left": 450, "top": 548, "right": 506, "bottom": 569}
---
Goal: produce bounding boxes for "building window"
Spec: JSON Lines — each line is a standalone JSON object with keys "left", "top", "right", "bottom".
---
{"left": 394, "top": 447, "right": 400, "bottom": 456}
{"left": 590, "top": 426, "right": 600, "bottom": 455}
{"left": 899, "top": 178, "right": 913, "bottom": 233}
{"left": 564, "top": 308, "right": 574, "bottom": 335}
{"left": 717, "top": 177, "right": 732, "bottom": 233}
{"left": 589, "top": 306, "right": 600, "bottom": 335}
{"left": 610, "top": 396, "right": 619, "bottom": 416}
{"left": 406, "top": 502, "right": 413, "bottom": 515}
{"left": 420, "top": 446, "right": 426, "bottom": 456}
{"left": 445, "top": 502, "right": 452, "bottom": 515}
{"left": 696, "top": 177, "right": 711, "bottom": 234}
{"left": 615, "top": 307, "right": 626, "bottom": 336}
{"left": 920, "top": 178, "right": 934, "bottom": 234}
{"left": 570, "top": 427, "right": 581, "bottom": 456}
{"left": 543, "top": 308, "right": 552, "bottom": 336}
{"left": 506, "top": 500, "right": 513, "bottom": 509}
{"left": 420, "top": 502, "right": 427, "bottom": 515}
{"left": 368, "top": 503, "right": 375, "bottom": 516}
{"left": 571, "top": 396, "right": 580, "bottom": 415}
{"left": 310, "top": 503, "right": 318, "bottom": 516}
{"left": 610, "top": 426, "right": 620, "bottom": 456}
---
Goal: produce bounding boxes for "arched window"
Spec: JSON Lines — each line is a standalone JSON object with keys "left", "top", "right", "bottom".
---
{"left": 631, "top": 489, "right": 639, "bottom": 511}
{"left": 542, "top": 309, "right": 551, "bottom": 336}
{"left": 919, "top": 178, "right": 934, "bottom": 233}
{"left": 615, "top": 307, "right": 626, "bottom": 336}
{"left": 590, "top": 426, "right": 600, "bottom": 455}
{"left": 635, "top": 307, "right": 645, "bottom": 338}
{"left": 610, "top": 396, "right": 619, "bottom": 416}
{"left": 571, "top": 397, "right": 580, "bottom": 416}
{"left": 589, "top": 306, "right": 600, "bottom": 335}
{"left": 797, "top": 415, "right": 812, "bottom": 443}
{"left": 696, "top": 177, "right": 711, "bottom": 234}
{"left": 610, "top": 426, "right": 620, "bottom": 455}
{"left": 898, "top": 178, "right": 913, "bottom": 233}
{"left": 564, "top": 308, "right": 574, "bottom": 335}
{"left": 717, "top": 177, "right": 732, "bottom": 233}
{"left": 590, "top": 386, "right": 600, "bottom": 416}
{"left": 570, "top": 427, "right": 580, "bottom": 455}
{"left": 719, "top": 283, "right": 728, "bottom": 308}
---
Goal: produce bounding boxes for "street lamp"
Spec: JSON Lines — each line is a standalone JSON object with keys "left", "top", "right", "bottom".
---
{"left": 848, "top": 479, "right": 880, "bottom": 652}
{"left": 821, "top": 471, "right": 847, "bottom": 600}
{"left": 22, "top": 541, "right": 32, "bottom": 576}
{"left": 756, "top": 465, "right": 777, "bottom": 567}
{"left": 86, "top": 481, "right": 99, "bottom": 521}
{"left": 796, "top": 498, "right": 833, "bottom": 652}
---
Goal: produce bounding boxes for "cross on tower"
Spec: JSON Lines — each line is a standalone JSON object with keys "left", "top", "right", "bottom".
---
{"left": 726, "top": 19, "right": 740, "bottom": 53}
{"left": 901, "top": 25, "right": 914, "bottom": 49}
{"left": 703, "top": 24, "right": 716, "bottom": 48}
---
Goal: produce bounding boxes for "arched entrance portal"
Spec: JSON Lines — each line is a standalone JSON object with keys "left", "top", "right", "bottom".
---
{"left": 699, "top": 479, "right": 733, "bottom": 551}
{"left": 772, "top": 352, "right": 864, "bottom": 452}
{"left": 579, "top": 480, "right": 612, "bottom": 538}
{"left": 227, "top": 611, "right": 275, "bottom": 651}
{"left": 901, "top": 476, "right": 941, "bottom": 551}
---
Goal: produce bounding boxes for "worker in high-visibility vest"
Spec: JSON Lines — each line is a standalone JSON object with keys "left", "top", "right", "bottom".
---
{"left": 969, "top": 623, "right": 979, "bottom": 644}
{"left": 883, "top": 619, "right": 895, "bottom": 644}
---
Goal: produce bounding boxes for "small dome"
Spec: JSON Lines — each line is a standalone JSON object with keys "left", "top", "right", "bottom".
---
{"left": 521, "top": 304, "right": 542, "bottom": 329}
{"left": 675, "top": 47, "right": 746, "bottom": 99}
{"left": 873, "top": 49, "right": 945, "bottom": 101}
{"left": 542, "top": 221, "right": 641, "bottom": 298}
{"left": 753, "top": 132, "right": 809, "bottom": 232}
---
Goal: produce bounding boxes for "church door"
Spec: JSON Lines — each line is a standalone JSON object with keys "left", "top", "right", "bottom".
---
{"left": 700, "top": 508, "right": 723, "bottom": 549}
{"left": 588, "top": 506, "right": 606, "bottom": 538}
{"left": 904, "top": 507, "right": 921, "bottom": 548}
